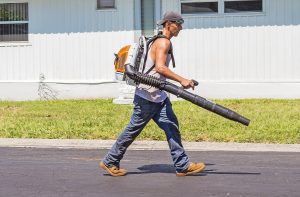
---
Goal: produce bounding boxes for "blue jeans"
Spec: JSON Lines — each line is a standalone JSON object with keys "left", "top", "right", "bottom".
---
{"left": 102, "top": 94, "right": 190, "bottom": 172}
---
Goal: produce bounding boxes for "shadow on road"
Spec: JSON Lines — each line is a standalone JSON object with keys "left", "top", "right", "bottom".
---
{"left": 124, "top": 163, "right": 261, "bottom": 176}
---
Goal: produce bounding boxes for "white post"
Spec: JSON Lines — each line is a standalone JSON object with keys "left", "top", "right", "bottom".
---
{"left": 113, "top": 79, "right": 136, "bottom": 104}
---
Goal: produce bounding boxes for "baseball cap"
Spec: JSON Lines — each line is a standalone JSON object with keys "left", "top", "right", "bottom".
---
{"left": 157, "top": 11, "right": 184, "bottom": 26}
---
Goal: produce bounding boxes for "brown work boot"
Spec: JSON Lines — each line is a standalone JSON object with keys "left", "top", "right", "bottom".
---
{"left": 176, "top": 162, "right": 206, "bottom": 177}
{"left": 99, "top": 161, "right": 127, "bottom": 177}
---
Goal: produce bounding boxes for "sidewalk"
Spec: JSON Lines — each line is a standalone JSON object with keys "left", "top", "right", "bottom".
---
{"left": 0, "top": 138, "right": 299, "bottom": 152}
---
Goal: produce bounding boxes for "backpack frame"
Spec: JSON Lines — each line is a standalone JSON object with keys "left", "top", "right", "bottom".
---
{"left": 114, "top": 32, "right": 175, "bottom": 86}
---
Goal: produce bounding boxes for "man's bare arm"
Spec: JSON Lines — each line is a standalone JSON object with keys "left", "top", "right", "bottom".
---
{"left": 154, "top": 39, "right": 195, "bottom": 89}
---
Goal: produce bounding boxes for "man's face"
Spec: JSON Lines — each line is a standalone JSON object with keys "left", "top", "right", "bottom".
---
{"left": 167, "top": 21, "right": 183, "bottom": 37}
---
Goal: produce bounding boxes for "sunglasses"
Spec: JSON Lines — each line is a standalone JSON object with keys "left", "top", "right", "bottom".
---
{"left": 170, "top": 19, "right": 184, "bottom": 25}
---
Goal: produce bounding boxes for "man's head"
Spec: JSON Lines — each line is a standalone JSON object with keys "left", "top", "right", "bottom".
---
{"left": 157, "top": 11, "right": 184, "bottom": 37}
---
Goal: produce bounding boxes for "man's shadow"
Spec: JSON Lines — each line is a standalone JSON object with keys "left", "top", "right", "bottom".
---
{"left": 126, "top": 163, "right": 261, "bottom": 176}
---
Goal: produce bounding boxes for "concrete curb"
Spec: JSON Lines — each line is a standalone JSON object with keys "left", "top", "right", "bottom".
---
{"left": 0, "top": 138, "right": 300, "bottom": 152}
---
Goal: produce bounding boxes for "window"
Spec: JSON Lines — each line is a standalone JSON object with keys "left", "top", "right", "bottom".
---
{"left": 97, "top": 0, "right": 115, "bottom": 9}
{"left": 0, "top": 3, "right": 28, "bottom": 42}
{"left": 225, "top": 0, "right": 262, "bottom": 13}
{"left": 180, "top": 0, "right": 263, "bottom": 15}
{"left": 181, "top": 2, "right": 218, "bottom": 14}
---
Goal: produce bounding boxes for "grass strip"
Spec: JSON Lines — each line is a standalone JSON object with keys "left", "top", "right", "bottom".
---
{"left": 0, "top": 99, "right": 299, "bottom": 144}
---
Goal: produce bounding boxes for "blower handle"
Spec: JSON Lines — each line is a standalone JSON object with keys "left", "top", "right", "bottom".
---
{"left": 192, "top": 79, "right": 199, "bottom": 86}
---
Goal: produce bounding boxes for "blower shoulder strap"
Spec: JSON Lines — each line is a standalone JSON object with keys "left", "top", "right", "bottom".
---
{"left": 143, "top": 34, "right": 176, "bottom": 75}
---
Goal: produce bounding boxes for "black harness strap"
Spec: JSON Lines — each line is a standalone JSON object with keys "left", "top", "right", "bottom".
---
{"left": 143, "top": 34, "right": 176, "bottom": 75}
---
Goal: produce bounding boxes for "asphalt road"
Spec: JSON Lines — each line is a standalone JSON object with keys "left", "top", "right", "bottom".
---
{"left": 0, "top": 148, "right": 299, "bottom": 197}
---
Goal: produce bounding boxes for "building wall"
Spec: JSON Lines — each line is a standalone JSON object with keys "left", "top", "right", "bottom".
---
{"left": 0, "top": 0, "right": 136, "bottom": 100}
{"left": 0, "top": 0, "right": 300, "bottom": 100}
{"left": 162, "top": 0, "right": 300, "bottom": 98}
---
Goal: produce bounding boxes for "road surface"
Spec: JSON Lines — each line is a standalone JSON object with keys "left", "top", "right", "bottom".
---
{"left": 0, "top": 148, "right": 299, "bottom": 197}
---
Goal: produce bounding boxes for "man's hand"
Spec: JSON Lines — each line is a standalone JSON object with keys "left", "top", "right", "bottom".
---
{"left": 180, "top": 79, "right": 195, "bottom": 90}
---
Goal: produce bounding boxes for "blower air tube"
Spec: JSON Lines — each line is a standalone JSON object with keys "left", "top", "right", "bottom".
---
{"left": 125, "top": 64, "right": 250, "bottom": 126}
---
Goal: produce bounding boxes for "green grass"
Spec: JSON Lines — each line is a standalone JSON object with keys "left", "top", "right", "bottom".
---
{"left": 0, "top": 99, "right": 299, "bottom": 144}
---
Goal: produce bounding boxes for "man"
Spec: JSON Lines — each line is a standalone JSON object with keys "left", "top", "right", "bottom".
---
{"left": 100, "top": 11, "right": 205, "bottom": 177}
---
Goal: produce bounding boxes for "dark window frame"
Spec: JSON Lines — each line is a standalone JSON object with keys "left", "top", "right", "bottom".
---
{"left": 224, "top": 0, "right": 263, "bottom": 13}
{"left": 180, "top": 0, "right": 264, "bottom": 15}
{"left": 0, "top": 2, "right": 29, "bottom": 42}
{"left": 181, "top": 1, "right": 219, "bottom": 14}
{"left": 97, "top": 0, "right": 116, "bottom": 10}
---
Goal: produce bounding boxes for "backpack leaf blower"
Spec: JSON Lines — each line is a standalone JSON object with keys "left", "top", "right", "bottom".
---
{"left": 114, "top": 33, "right": 250, "bottom": 126}
{"left": 124, "top": 64, "right": 250, "bottom": 126}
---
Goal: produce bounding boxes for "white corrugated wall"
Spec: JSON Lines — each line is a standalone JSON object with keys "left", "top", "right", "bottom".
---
{"left": 0, "top": 0, "right": 300, "bottom": 100}
{"left": 0, "top": 0, "right": 135, "bottom": 82}
{"left": 0, "top": 0, "right": 136, "bottom": 100}
{"left": 162, "top": 0, "right": 300, "bottom": 98}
